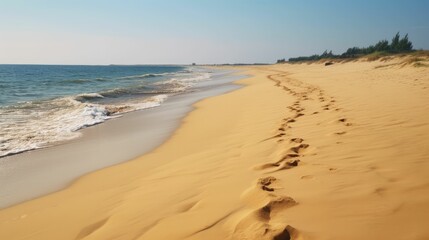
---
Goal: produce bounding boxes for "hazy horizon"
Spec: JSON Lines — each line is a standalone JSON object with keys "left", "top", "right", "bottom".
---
{"left": 1, "top": 0, "right": 429, "bottom": 65}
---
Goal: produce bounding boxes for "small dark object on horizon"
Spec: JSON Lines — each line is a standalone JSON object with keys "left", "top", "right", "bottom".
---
{"left": 325, "top": 62, "right": 334, "bottom": 66}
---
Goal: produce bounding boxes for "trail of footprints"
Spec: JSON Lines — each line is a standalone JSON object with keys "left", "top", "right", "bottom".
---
{"left": 240, "top": 72, "right": 354, "bottom": 239}
{"left": 268, "top": 73, "right": 353, "bottom": 138}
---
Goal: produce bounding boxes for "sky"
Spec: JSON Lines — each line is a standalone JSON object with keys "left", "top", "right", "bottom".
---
{"left": 0, "top": 0, "right": 428, "bottom": 65}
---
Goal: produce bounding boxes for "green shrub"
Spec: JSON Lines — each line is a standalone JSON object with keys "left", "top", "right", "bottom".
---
{"left": 284, "top": 33, "right": 414, "bottom": 62}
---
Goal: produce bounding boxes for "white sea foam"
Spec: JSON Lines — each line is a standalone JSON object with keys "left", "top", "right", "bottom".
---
{"left": 0, "top": 93, "right": 170, "bottom": 157}
{"left": 74, "top": 93, "right": 105, "bottom": 101}
{"left": 0, "top": 97, "right": 108, "bottom": 157}
{"left": 153, "top": 71, "right": 211, "bottom": 91}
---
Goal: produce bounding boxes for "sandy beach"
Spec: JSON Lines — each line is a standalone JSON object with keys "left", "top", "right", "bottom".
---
{"left": 1, "top": 57, "right": 429, "bottom": 240}
{"left": 0, "top": 69, "right": 243, "bottom": 209}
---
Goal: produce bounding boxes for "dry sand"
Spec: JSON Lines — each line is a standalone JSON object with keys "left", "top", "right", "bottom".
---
{"left": 1, "top": 57, "right": 429, "bottom": 240}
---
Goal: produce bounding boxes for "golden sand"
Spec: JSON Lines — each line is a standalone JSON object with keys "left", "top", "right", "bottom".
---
{"left": 1, "top": 57, "right": 429, "bottom": 240}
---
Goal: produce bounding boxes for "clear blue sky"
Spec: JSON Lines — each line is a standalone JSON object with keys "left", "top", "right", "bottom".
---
{"left": 1, "top": 0, "right": 428, "bottom": 64}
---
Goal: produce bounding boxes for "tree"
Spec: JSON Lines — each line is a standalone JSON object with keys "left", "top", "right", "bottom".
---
{"left": 286, "top": 32, "right": 414, "bottom": 62}
{"left": 374, "top": 40, "right": 389, "bottom": 52}
{"left": 321, "top": 50, "right": 328, "bottom": 58}
{"left": 398, "top": 34, "right": 413, "bottom": 51}
{"left": 391, "top": 32, "right": 401, "bottom": 51}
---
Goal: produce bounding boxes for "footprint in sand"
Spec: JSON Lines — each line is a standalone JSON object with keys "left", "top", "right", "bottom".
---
{"left": 290, "top": 138, "right": 304, "bottom": 143}
{"left": 258, "top": 176, "right": 277, "bottom": 192}
{"left": 335, "top": 131, "right": 347, "bottom": 135}
{"left": 284, "top": 118, "right": 296, "bottom": 123}
{"left": 374, "top": 187, "right": 387, "bottom": 196}
{"left": 300, "top": 175, "right": 314, "bottom": 180}
{"left": 255, "top": 159, "right": 300, "bottom": 172}
{"left": 288, "top": 106, "right": 305, "bottom": 113}
{"left": 294, "top": 113, "right": 304, "bottom": 118}
{"left": 289, "top": 144, "right": 310, "bottom": 154}
{"left": 274, "top": 133, "right": 286, "bottom": 138}
{"left": 286, "top": 159, "right": 300, "bottom": 167}
{"left": 259, "top": 196, "right": 297, "bottom": 219}
{"left": 338, "top": 118, "right": 353, "bottom": 126}
{"left": 254, "top": 153, "right": 300, "bottom": 172}
{"left": 322, "top": 104, "right": 332, "bottom": 108}
{"left": 233, "top": 177, "right": 301, "bottom": 240}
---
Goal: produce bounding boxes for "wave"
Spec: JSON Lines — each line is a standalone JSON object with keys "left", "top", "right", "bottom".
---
{"left": 118, "top": 72, "right": 175, "bottom": 80}
{"left": 60, "top": 77, "right": 108, "bottom": 85}
{"left": 74, "top": 93, "right": 105, "bottom": 102}
{"left": 0, "top": 67, "right": 212, "bottom": 158}
{"left": 60, "top": 78, "right": 93, "bottom": 84}
{"left": 116, "top": 69, "right": 196, "bottom": 81}
{"left": 99, "top": 82, "right": 187, "bottom": 98}
{"left": 0, "top": 100, "right": 110, "bottom": 158}
{"left": 105, "top": 94, "right": 168, "bottom": 115}
{"left": 0, "top": 93, "right": 169, "bottom": 158}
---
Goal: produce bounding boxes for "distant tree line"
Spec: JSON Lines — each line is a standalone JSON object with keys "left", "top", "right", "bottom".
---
{"left": 281, "top": 32, "right": 413, "bottom": 63}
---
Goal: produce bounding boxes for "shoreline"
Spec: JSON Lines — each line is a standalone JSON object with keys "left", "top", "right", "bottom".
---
{"left": 1, "top": 59, "right": 429, "bottom": 239}
{"left": 0, "top": 68, "right": 245, "bottom": 209}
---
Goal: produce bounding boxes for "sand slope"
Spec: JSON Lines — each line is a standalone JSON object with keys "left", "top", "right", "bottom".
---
{"left": 1, "top": 58, "right": 429, "bottom": 240}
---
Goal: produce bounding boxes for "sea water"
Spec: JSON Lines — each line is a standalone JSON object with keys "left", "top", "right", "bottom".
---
{"left": 0, "top": 64, "right": 211, "bottom": 157}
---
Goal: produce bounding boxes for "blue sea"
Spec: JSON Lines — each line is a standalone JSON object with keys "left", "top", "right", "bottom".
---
{"left": 0, "top": 65, "right": 211, "bottom": 157}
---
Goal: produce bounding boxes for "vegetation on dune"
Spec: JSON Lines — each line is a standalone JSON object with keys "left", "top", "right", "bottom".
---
{"left": 279, "top": 32, "right": 415, "bottom": 63}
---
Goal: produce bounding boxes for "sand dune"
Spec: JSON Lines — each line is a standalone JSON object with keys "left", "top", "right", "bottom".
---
{"left": 1, "top": 57, "right": 429, "bottom": 240}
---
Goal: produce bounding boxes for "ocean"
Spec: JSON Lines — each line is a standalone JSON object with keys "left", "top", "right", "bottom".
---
{"left": 0, "top": 64, "right": 211, "bottom": 157}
